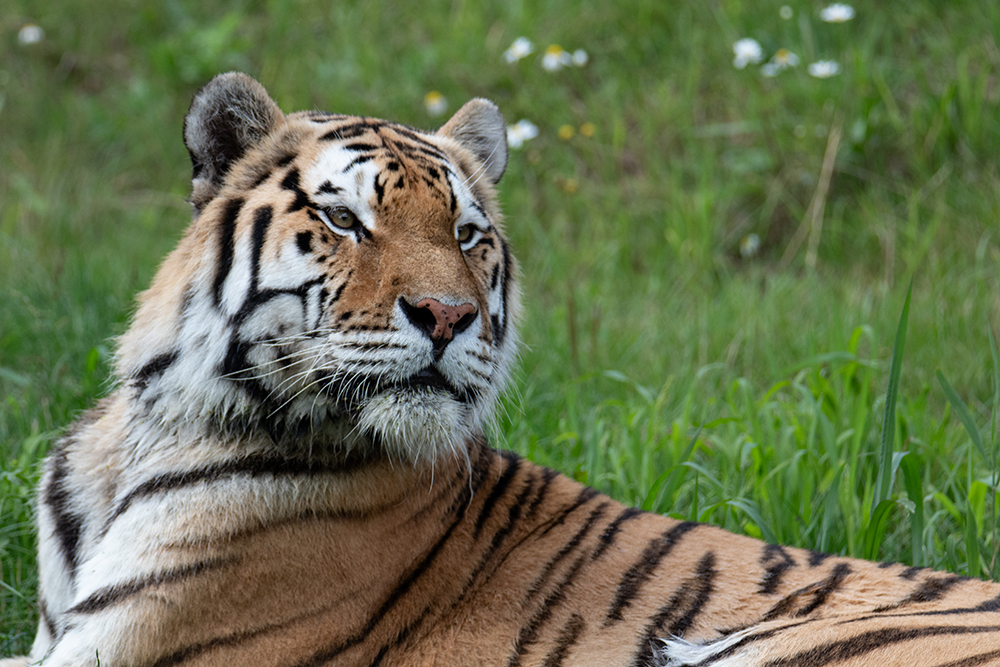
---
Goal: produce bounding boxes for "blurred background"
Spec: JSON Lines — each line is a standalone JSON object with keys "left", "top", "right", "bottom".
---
{"left": 2, "top": 0, "right": 999, "bottom": 652}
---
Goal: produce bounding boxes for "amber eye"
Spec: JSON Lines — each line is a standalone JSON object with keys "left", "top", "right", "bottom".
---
{"left": 456, "top": 224, "right": 473, "bottom": 243}
{"left": 325, "top": 207, "right": 357, "bottom": 230}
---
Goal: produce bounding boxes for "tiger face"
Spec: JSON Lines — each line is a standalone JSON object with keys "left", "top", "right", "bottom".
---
{"left": 114, "top": 73, "right": 518, "bottom": 464}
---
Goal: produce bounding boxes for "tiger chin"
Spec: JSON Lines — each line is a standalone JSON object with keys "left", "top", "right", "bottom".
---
{"left": 6, "top": 73, "right": 1000, "bottom": 667}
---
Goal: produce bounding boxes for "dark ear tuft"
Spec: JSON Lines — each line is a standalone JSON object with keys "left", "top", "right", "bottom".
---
{"left": 183, "top": 72, "right": 282, "bottom": 212}
{"left": 437, "top": 99, "right": 508, "bottom": 185}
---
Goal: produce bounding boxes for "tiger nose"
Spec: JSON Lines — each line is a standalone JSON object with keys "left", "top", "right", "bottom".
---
{"left": 400, "top": 297, "right": 478, "bottom": 349}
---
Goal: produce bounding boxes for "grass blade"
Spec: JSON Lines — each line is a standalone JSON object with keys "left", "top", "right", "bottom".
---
{"left": 936, "top": 370, "right": 988, "bottom": 463}
{"left": 873, "top": 279, "right": 912, "bottom": 512}
{"left": 900, "top": 452, "right": 925, "bottom": 567}
{"left": 641, "top": 425, "right": 700, "bottom": 512}
{"left": 863, "top": 499, "right": 896, "bottom": 560}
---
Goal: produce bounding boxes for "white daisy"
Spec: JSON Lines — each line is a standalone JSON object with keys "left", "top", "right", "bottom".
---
{"left": 423, "top": 91, "right": 448, "bottom": 116}
{"left": 541, "top": 45, "right": 573, "bottom": 71}
{"left": 503, "top": 37, "right": 534, "bottom": 64}
{"left": 762, "top": 48, "right": 799, "bottom": 76}
{"left": 571, "top": 49, "right": 589, "bottom": 67}
{"left": 780, "top": 6, "right": 794, "bottom": 19}
{"left": 506, "top": 120, "right": 539, "bottom": 149}
{"left": 733, "top": 38, "right": 764, "bottom": 69}
{"left": 18, "top": 24, "right": 44, "bottom": 45}
{"left": 740, "top": 234, "right": 762, "bottom": 258}
{"left": 820, "top": 3, "right": 855, "bottom": 22}
{"left": 808, "top": 60, "right": 841, "bottom": 78}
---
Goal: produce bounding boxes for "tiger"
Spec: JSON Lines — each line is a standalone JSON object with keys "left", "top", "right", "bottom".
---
{"left": 4, "top": 71, "right": 1000, "bottom": 667}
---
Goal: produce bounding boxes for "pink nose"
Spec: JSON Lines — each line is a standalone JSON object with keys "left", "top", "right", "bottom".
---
{"left": 410, "top": 298, "right": 477, "bottom": 342}
{"left": 400, "top": 297, "right": 478, "bottom": 354}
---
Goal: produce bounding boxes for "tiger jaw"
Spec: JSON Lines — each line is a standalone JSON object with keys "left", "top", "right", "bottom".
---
{"left": 353, "top": 382, "right": 473, "bottom": 463}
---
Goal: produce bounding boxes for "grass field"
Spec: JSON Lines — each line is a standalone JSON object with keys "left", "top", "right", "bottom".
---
{"left": 2, "top": 0, "right": 1000, "bottom": 654}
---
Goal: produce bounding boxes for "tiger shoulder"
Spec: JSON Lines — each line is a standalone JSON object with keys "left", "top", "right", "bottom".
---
{"left": 4, "top": 72, "right": 1000, "bottom": 667}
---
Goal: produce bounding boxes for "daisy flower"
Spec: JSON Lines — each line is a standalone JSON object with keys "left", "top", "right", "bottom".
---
{"left": 558, "top": 125, "right": 575, "bottom": 140}
{"left": 571, "top": 49, "right": 589, "bottom": 67}
{"left": 820, "top": 3, "right": 855, "bottom": 22}
{"left": 503, "top": 37, "right": 534, "bottom": 64}
{"left": 779, "top": 6, "right": 793, "bottom": 19}
{"left": 808, "top": 60, "right": 841, "bottom": 78}
{"left": 542, "top": 45, "right": 573, "bottom": 71}
{"left": 732, "top": 38, "right": 764, "bottom": 69}
{"left": 506, "top": 120, "right": 539, "bottom": 149}
{"left": 18, "top": 24, "right": 44, "bottom": 45}
{"left": 423, "top": 91, "right": 448, "bottom": 117}
{"left": 740, "top": 234, "right": 761, "bottom": 258}
{"left": 762, "top": 48, "right": 799, "bottom": 76}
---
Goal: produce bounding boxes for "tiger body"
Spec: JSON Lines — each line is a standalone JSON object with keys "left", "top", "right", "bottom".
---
{"left": 7, "top": 73, "right": 1000, "bottom": 667}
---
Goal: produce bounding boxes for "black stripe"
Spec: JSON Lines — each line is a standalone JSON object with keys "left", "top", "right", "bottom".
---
{"left": 793, "top": 562, "right": 851, "bottom": 618}
{"left": 100, "top": 455, "right": 344, "bottom": 537}
{"left": 213, "top": 198, "right": 244, "bottom": 306}
{"left": 758, "top": 544, "right": 796, "bottom": 595}
{"left": 280, "top": 168, "right": 311, "bottom": 214}
{"left": 539, "top": 486, "right": 600, "bottom": 538}
{"left": 473, "top": 451, "right": 522, "bottom": 539}
{"left": 296, "top": 231, "right": 313, "bottom": 254}
{"left": 495, "top": 239, "right": 512, "bottom": 345}
{"left": 342, "top": 142, "right": 382, "bottom": 152}
{"left": 343, "top": 154, "right": 374, "bottom": 172}
{"left": 248, "top": 205, "right": 272, "bottom": 292}
{"left": 526, "top": 502, "right": 610, "bottom": 604}
{"left": 490, "top": 263, "right": 500, "bottom": 291}
{"left": 388, "top": 126, "right": 448, "bottom": 159}
{"left": 133, "top": 350, "right": 179, "bottom": 391}
{"left": 632, "top": 551, "right": 717, "bottom": 666}
{"left": 808, "top": 550, "right": 832, "bottom": 567}
{"left": 507, "top": 555, "right": 589, "bottom": 667}
{"left": 762, "top": 625, "right": 1000, "bottom": 667}
{"left": 760, "top": 563, "right": 851, "bottom": 622}
{"left": 317, "top": 180, "right": 341, "bottom": 195}
{"left": 833, "top": 592, "right": 1000, "bottom": 626}
{"left": 319, "top": 121, "right": 383, "bottom": 142}
{"left": 540, "top": 614, "right": 586, "bottom": 667}
{"left": 523, "top": 467, "right": 559, "bottom": 523}
{"left": 44, "top": 446, "right": 84, "bottom": 578}
{"left": 938, "top": 648, "right": 1000, "bottom": 667}
{"left": 38, "top": 596, "right": 58, "bottom": 639}
{"left": 605, "top": 522, "right": 699, "bottom": 625}
{"left": 593, "top": 506, "right": 643, "bottom": 561}
{"left": 329, "top": 276, "right": 349, "bottom": 305}
{"left": 872, "top": 574, "right": 966, "bottom": 613}
{"left": 667, "top": 551, "right": 718, "bottom": 636}
{"left": 68, "top": 557, "right": 234, "bottom": 615}
{"left": 901, "top": 565, "right": 925, "bottom": 580}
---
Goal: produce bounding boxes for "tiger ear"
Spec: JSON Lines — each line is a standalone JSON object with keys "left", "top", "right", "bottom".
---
{"left": 183, "top": 72, "right": 283, "bottom": 212}
{"left": 437, "top": 99, "right": 508, "bottom": 185}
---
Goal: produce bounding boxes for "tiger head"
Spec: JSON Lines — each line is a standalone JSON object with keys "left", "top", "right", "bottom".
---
{"left": 115, "top": 73, "right": 519, "bottom": 464}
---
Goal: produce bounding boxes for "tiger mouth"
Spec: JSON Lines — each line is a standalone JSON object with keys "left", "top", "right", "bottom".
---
{"left": 389, "top": 367, "right": 474, "bottom": 403}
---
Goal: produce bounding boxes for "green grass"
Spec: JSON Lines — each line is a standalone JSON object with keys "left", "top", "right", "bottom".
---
{"left": 2, "top": 0, "right": 1000, "bottom": 654}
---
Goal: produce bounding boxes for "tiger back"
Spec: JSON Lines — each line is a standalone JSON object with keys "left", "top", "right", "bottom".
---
{"left": 5, "top": 73, "right": 1000, "bottom": 667}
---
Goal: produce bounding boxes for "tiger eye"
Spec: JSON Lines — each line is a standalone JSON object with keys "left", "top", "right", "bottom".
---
{"left": 328, "top": 208, "right": 357, "bottom": 229}
{"left": 456, "top": 224, "right": 472, "bottom": 243}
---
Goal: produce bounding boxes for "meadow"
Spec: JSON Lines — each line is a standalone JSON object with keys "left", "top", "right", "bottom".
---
{"left": 2, "top": 0, "right": 999, "bottom": 653}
